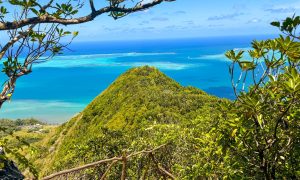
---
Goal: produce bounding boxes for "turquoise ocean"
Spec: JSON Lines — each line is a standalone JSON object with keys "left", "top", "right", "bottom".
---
{"left": 0, "top": 35, "right": 275, "bottom": 123}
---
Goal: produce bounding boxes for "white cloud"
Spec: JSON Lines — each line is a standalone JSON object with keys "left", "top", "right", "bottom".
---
{"left": 247, "top": 18, "right": 261, "bottom": 23}
{"left": 208, "top": 12, "right": 245, "bottom": 21}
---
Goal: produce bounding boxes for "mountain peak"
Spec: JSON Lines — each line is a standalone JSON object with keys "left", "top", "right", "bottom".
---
{"left": 124, "top": 66, "right": 160, "bottom": 76}
{"left": 82, "top": 66, "right": 208, "bottom": 128}
{"left": 40, "top": 66, "right": 220, "bottom": 175}
{"left": 111, "top": 66, "right": 179, "bottom": 90}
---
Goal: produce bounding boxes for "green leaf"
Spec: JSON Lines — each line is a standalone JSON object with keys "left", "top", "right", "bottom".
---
{"left": 238, "top": 61, "right": 256, "bottom": 71}
{"left": 231, "top": 129, "right": 238, "bottom": 137}
{"left": 256, "top": 114, "right": 263, "bottom": 128}
{"left": 30, "top": 8, "right": 39, "bottom": 16}
{"left": 270, "top": 21, "right": 280, "bottom": 27}
{"left": 73, "top": 31, "right": 79, "bottom": 37}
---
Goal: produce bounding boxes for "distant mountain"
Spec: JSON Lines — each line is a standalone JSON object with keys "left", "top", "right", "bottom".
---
{"left": 35, "top": 66, "right": 226, "bottom": 178}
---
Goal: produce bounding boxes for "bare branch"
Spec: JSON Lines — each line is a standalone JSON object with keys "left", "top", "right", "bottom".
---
{"left": 89, "top": 0, "right": 96, "bottom": 12}
{"left": 42, "top": 144, "right": 168, "bottom": 180}
{"left": 99, "top": 160, "right": 118, "bottom": 180}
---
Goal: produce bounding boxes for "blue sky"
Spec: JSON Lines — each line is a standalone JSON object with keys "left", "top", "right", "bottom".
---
{"left": 68, "top": 0, "right": 300, "bottom": 41}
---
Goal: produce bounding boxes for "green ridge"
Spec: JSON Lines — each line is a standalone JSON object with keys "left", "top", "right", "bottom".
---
{"left": 37, "top": 66, "right": 225, "bottom": 177}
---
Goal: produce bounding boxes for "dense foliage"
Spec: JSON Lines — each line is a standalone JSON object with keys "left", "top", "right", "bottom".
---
{"left": 33, "top": 66, "right": 226, "bottom": 178}
{"left": 1, "top": 12, "right": 299, "bottom": 179}
{"left": 35, "top": 16, "right": 300, "bottom": 179}
{"left": 0, "top": 118, "right": 49, "bottom": 178}
{"left": 0, "top": 118, "right": 45, "bottom": 134}
{"left": 220, "top": 16, "right": 300, "bottom": 179}
{"left": 0, "top": 1, "right": 172, "bottom": 178}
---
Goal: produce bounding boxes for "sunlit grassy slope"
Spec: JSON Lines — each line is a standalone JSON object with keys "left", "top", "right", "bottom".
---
{"left": 32, "top": 66, "right": 225, "bottom": 177}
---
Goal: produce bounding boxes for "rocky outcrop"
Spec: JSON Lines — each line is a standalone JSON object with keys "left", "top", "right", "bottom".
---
{"left": 0, "top": 148, "right": 24, "bottom": 180}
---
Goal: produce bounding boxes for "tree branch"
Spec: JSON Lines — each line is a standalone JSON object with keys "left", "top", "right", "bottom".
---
{"left": 0, "top": 25, "right": 35, "bottom": 59}
{"left": 99, "top": 160, "right": 118, "bottom": 180}
{"left": 89, "top": 0, "right": 96, "bottom": 12}
{"left": 0, "top": 0, "right": 175, "bottom": 30}
{"left": 42, "top": 144, "right": 168, "bottom": 180}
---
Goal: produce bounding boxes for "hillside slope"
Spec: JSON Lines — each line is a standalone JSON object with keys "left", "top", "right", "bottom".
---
{"left": 36, "top": 66, "right": 225, "bottom": 177}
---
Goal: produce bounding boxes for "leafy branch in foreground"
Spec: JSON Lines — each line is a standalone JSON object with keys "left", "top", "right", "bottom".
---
{"left": 0, "top": 0, "right": 174, "bottom": 108}
{"left": 222, "top": 15, "right": 300, "bottom": 179}
{"left": 0, "top": 0, "right": 174, "bottom": 178}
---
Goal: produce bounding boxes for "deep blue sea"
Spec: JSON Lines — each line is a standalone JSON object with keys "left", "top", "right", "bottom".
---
{"left": 0, "top": 35, "right": 275, "bottom": 123}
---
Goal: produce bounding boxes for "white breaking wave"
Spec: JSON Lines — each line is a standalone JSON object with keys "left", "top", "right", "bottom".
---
{"left": 188, "top": 53, "right": 228, "bottom": 61}
{"left": 128, "top": 62, "right": 197, "bottom": 70}
{"left": 188, "top": 47, "right": 251, "bottom": 62}
{"left": 35, "top": 60, "right": 196, "bottom": 70}
{"left": 0, "top": 100, "right": 86, "bottom": 123}
{"left": 54, "top": 52, "right": 176, "bottom": 60}
{"left": 33, "top": 52, "right": 195, "bottom": 70}
{"left": 0, "top": 100, "right": 85, "bottom": 113}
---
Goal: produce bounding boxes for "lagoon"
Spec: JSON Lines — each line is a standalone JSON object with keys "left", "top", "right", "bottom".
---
{"left": 0, "top": 35, "right": 274, "bottom": 123}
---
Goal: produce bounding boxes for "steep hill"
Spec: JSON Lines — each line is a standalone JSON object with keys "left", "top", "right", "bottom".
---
{"left": 35, "top": 66, "right": 225, "bottom": 177}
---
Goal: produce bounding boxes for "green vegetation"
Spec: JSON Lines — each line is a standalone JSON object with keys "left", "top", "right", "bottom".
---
{"left": 0, "top": 118, "right": 55, "bottom": 178}
{"left": 0, "top": 118, "right": 50, "bottom": 138}
{"left": 219, "top": 16, "right": 300, "bottom": 178}
{"left": 0, "top": 118, "right": 46, "bottom": 134}
{"left": 33, "top": 16, "right": 299, "bottom": 179}
{"left": 0, "top": 10, "right": 298, "bottom": 179}
{"left": 0, "top": 0, "right": 173, "bottom": 108}
{"left": 33, "top": 66, "right": 226, "bottom": 178}
{"left": 0, "top": 1, "right": 172, "bottom": 178}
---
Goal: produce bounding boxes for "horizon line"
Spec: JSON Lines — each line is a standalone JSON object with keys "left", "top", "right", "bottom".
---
{"left": 70, "top": 33, "right": 279, "bottom": 43}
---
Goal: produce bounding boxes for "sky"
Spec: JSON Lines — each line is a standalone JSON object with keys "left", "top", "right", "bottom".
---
{"left": 0, "top": 0, "right": 299, "bottom": 42}
{"left": 66, "top": 0, "right": 300, "bottom": 41}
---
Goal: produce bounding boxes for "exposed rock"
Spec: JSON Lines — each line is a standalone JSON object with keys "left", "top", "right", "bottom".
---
{"left": 0, "top": 148, "right": 24, "bottom": 180}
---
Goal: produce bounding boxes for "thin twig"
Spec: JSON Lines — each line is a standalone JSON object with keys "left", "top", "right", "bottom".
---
{"left": 100, "top": 160, "right": 118, "bottom": 180}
